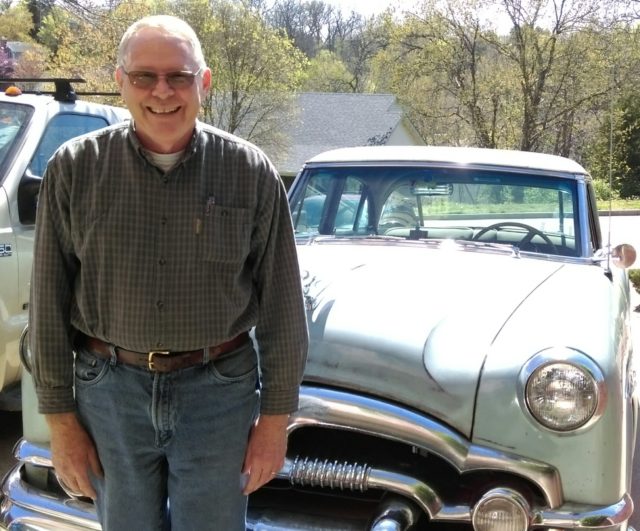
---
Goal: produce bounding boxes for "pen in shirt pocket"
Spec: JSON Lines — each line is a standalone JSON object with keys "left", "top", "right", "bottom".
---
{"left": 195, "top": 195, "right": 215, "bottom": 235}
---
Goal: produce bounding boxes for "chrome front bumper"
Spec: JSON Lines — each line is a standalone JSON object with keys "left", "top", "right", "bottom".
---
{"left": 1, "top": 386, "right": 636, "bottom": 530}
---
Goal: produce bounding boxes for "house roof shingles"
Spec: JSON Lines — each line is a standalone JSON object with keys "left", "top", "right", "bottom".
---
{"left": 277, "top": 92, "right": 406, "bottom": 175}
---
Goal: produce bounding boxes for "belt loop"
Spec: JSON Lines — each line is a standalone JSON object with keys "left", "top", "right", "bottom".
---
{"left": 201, "top": 347, "right": 210, "bottom": 366}
{"left": 108, "top": 344, "right": 118, "bottom": 366}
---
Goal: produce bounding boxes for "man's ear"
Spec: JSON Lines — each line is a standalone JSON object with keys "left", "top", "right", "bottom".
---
{"left": 115, "top": 67, "right": 124, "bottom": 89}
{"left": 201, "top": 67, "right": 212, "bottom": 92}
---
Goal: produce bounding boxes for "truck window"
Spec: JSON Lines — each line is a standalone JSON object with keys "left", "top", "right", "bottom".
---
{"left": 0, "top": 103, "right": 30, "bottom": 171}
{"left": 28, "top": 113, "right": 109, "bottom": 176}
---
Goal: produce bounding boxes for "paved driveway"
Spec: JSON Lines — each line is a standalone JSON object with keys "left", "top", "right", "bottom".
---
{"left": 0, "top": 410, "right": 20, "bottom": 480}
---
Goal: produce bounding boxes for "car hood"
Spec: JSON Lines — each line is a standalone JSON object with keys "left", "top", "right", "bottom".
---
{"left": 298, "top": 241, "right": 568, "bottom": 437}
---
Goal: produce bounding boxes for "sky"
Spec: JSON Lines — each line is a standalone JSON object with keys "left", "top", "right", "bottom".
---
{"left": 323, "top": 0, "right": 512, "bottom": 32}
{"left": 324, "top": 0, "right": 411, "bottom": 17}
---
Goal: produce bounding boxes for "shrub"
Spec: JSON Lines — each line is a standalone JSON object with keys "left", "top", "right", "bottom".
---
{"left": 629, "top": 269, "right": 640, "bottom": 293}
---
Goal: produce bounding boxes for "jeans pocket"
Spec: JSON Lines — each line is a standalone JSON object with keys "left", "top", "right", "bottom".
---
{"left": 208, "top": 344, "right": 257, "bottom": 383}
{"left": 74, "top": 348, "right": 110, "bottom": 386}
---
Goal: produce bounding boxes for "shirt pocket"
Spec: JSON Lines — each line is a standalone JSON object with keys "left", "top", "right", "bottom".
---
{"left": 202, "top": 205, "right": 252, "bottom": 263}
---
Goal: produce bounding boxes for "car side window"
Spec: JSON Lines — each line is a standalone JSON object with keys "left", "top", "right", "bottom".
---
{"left": 28, "top": 113, "right": 109, "bottom": 176}
{"left": 292, "top": 173, "right": 370, "bottom": 235}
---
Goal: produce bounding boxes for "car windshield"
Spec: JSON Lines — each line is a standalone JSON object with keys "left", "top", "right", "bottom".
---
{"left": 0, "top": 102, "right": 31, "bottom": 176}
{"left": 290, "top": 165, "right": 582, "bottom": 257}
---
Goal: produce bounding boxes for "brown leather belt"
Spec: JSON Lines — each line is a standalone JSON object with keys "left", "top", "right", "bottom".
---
{"left": 78, "top": 332, "right": 250, "bottom": 373}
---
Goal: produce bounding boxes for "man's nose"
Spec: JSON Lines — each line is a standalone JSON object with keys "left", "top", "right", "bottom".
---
{"left": 152, "top": 76, "right": 175, "bottom": 97}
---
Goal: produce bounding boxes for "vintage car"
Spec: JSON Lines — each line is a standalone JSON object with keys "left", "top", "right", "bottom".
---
{"left": 1, "top": 145, "right": 638, "bottom": 531}
{"left": 0, "top": 79, "right": 129, "bottom": 411}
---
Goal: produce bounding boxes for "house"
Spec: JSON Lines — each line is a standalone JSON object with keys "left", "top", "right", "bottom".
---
{"left": 0, "top": 40, "right": 30, "bottom": 62}
{"left": 274, "top": 92, "right": 425, "bottom": 180}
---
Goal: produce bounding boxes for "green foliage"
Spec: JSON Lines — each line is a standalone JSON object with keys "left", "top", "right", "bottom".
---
{"left": 629, "top": 269, "right": 640, "bottom": 293}
{"left": 592, "top": 178, "right": 619, "bottom": 201}
{"left": 38, "top": 1, "right": 161, "bottom": 91}
{"left": 203, "top": 0, "right": 307, "bottom": 154}
{"left": 8, "top": 0, "right": 640, "bottom": 182}
{"left": 371, "top": 0, "right": 636, "bottom": 159}
{"left": 0, "top": 1, "right": 36, "bottom": 41}
{"left": 371, "top": 4, "right": 524, "bottom": 147}
{"left": 587, "top": 88, "right": 640, "bottom": 200}
{"left": 302, "top": 50, "right": 352, "bottom": 92}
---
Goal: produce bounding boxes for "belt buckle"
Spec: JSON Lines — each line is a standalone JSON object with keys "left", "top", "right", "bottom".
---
{"left": 148, "top": 350, "right": 170, "bottom": 371}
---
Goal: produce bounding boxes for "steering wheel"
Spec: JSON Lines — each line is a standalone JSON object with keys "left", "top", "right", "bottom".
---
{"left": 472, "top": 222, "right": 558, "bottom": 253}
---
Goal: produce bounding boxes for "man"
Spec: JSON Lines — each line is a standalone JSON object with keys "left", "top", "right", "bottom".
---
{"left": 30, "top": 15, "right": 308, "bottom": 531}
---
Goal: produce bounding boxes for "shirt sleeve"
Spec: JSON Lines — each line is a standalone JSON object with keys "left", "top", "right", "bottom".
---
{"left": 250, "top": 154, "right": 308, "bottom": 415}
{"left": 30, "top": 149, "right": 79, "bottom": 414}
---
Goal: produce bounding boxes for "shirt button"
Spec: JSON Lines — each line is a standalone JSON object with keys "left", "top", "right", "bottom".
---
{"left": 161, "top": 216, "right": 168, "bottom": 225}
{"left": 156, "top": 301, "right": 164, "bottom": 310}
{"left": 156, "top": 341, "right": 164, "bottom": 348}
{"left": 158, "top": 258, "right": 166, "bottom": 266}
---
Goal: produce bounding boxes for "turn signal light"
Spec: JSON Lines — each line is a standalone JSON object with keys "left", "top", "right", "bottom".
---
{"left": 4, "top": 85, "right": 22, "bottom": 96}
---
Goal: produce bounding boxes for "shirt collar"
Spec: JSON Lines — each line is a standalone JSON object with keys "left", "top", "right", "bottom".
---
{"left": 126, "top": 120, "right": 202, "bottom": 167}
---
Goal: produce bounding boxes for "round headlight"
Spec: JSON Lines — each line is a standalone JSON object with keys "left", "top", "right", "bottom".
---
{"left": 472, "top": 488, "right": 529, "bottom": 531}
{"left": 526, "top": 361, "right": 598, "bottom": 431}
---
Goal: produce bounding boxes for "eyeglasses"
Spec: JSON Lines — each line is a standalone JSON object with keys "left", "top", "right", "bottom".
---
{"left": 121, "top": 67, "right": 203, "bottom": 89}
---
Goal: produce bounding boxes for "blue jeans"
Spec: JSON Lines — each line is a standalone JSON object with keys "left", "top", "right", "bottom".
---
{"left": 74, "top": 341, "right": 260, "bottom": 531}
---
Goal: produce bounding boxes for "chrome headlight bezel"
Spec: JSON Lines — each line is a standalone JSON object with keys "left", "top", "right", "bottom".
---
{"left": 471, "top": 487, "right": 530, "bottom": 531}
{"left": 518, "top": 347, "right": 607, "bottom": 434}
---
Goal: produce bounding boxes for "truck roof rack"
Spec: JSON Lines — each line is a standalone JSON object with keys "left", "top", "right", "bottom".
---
{"left": 0, "top": 78, "right": 119, "bottom": 103}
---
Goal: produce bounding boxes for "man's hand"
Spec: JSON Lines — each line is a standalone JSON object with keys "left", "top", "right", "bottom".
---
{"left": 46, "top": 412, "right": 103, "bottom": 499}
{"left": 241, "top": 413, "right": 288, "bottom": 495}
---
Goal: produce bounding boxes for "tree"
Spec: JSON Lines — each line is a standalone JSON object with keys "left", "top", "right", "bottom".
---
{"left": 11, "top": 44, "right": 48, "bottom": 78}
{"left": 373, "top": 0, "right": 638, "bottom": 158}
{"left": 0, "top": 45, "right": 14, "bottom": 79}
{"left": 487, "top": 0, "right": 611, "bottom": 154}
{"left": 302, "top": 49, "right": 352, "bottom": 91}
{"left": 0, "top": 2, "right": 36, "bottom": 42}
{"left": 372, "top": 5, "right": 511, "bottom": 146}
{"left": 203, "top": 0, "right": 307, "bottom": 156}
{"left": 0, "top": 1, "right": 53, "bottom": 81}
{"left": 38, "top": 1, "right": 158, "bottom": 92}
{"left": 266, "top": 0, "right": 333, "bottom": 57}
{"left": 587, "top": 90, "right": 640, "bottom": 199}
{"left": 337, "top": 17, "right": 385, "bottom": 92}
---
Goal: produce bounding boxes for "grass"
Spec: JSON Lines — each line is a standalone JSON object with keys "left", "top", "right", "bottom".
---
{"left": 597, "top": 199, "right": 640, "bottom": 211}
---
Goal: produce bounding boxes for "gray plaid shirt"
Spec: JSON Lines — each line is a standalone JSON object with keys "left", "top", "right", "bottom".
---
{"left": 31, "top": 121, "right": 308, "bottom": 415}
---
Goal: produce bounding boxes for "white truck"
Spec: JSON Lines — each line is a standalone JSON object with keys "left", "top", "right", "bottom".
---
{"left": 0, "top": 78, "right": 128, "bottom": 411}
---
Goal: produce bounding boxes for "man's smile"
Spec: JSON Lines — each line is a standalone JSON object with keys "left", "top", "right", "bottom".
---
{"left": 148, "top": 106, "right": 180, "bottom": 114}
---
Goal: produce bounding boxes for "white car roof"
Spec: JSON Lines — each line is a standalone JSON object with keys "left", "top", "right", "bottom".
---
{"left": 305, "top": 146, "right": 588, "bottom": 175}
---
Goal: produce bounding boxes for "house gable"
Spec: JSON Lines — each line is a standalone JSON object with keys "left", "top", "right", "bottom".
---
{"left": 274, "top": 92, "right": 425, "bottom": 177}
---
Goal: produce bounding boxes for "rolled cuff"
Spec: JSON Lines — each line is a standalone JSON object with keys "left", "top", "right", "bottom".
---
{"left": 259, "top": 387, "right": 300, "bottom": 415}
{"left": 36, "top": 386, "right": 76, "bottom": 415}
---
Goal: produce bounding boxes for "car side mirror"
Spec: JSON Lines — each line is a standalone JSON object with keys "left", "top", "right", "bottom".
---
{"left": 18, "top": 169, "right": 43, "bottom": 225}
{"left": 612, "top": 243, "right": 636, "bottom": 269}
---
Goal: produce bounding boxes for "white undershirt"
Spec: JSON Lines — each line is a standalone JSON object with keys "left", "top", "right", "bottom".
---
{"left": 146, "top": 150, "right": 184, "bottom": 172}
